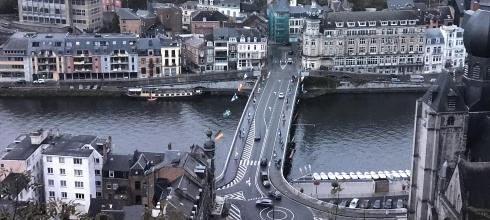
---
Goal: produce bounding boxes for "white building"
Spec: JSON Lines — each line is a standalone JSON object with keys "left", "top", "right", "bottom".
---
{"left": 423, "top": 28, "right": 445, "bottom": 73}
{"left": 42, "top": 134, "right": 110, "bottom": 214}
{"left": 198, "top": 0, "right": 241, "bottom": 18}
{"left": 160, "top": 40, "right": 182, "bottom": 76}
{"left": 440, "top": 25, "right": 466, "bottom": 69}
{"left": 302, "top": 10, "right": 426, "bottom": 74}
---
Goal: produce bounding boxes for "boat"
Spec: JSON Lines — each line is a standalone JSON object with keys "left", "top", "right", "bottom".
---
{"left": 127, "top": 87, "right": 203, "bottom": 100}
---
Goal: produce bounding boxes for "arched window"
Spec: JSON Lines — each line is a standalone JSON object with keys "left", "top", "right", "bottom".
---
{"left": 447, "top": 116, "right": 455, "bottom": 126}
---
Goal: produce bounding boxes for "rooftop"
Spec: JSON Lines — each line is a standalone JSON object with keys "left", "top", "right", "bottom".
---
{"left": 387, "top": 0, "right": 414, "bottom": 10}
{"left": 420, "top": 74, "right": 467, "bottom": 112}
{"left": 117, "top": 8, "right": 140, "bottom": 20}
{"left": 323, "top": 10, "right": 420, "bottom": 28}
{"left": 42, "top": 134, "right": 102, "bottom": 157}
{"left": 192, "top": 10, "right": 228, "bottom": 22}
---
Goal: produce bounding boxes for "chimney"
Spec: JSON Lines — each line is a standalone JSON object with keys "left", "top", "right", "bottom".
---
{"left": 471, "top": 0, "right": 480, "bottom": 10}
{"left": 30, "top": 129, "right": 48, "bottom": 145}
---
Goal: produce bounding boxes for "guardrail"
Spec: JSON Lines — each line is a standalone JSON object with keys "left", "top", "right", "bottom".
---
{"left": 276, "top": 78, "right": 408, "bottom": 218}
{"left": 215, "top": 77, "right": 260, "bottom": 184}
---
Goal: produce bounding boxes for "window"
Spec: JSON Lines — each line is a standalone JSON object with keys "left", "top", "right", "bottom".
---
{"left": 107, "top": 184, "right": 112, "bottom": 189}
{"left": 96, "top": 181, "right": 101, "bottom": 186}
{"left": 59, "top": 157, "right": 64, "bottom": 163}
{"left": 74, "top": 169, "right": 83, "bottom": 177}
{"left": 96, "top": 192, "right": 102, "bottom": 197}
{"left": 95, "top": 170, "right": 101, "bottom": 175}
{"left": 75, "top": 193, "right": 84, "bottom": 199}
{"left": 73, "top": 158, "right": 82, "bottom": 164}
{"left": 48, "top": 179, "right": 54, "bottom": 186}
{"left": 75, "top": 181, "right": 84, "bottom": 188}
{"left": 94, "top": 158, "right": 100, "bottom": 163}
{"left": 61, "top": 192, "right": 67, "bottom": 198}
{"left": 47, "top": 167, "right": 53, "bottom": 174}
{"left": 447, "top": 116, "right": 455, "bottom": 126}
{"left": 60, "top": 168, "right": 66, "bottom": 175}
{"left": 47, "top": 156, "right": 52, "bottom": 162}
{"left": 60, "top": 180, "right": 66, "bottom": 187}
{"left": 49, "top": 191, "right": 55, "bottom": 198}
{"left": 135, "top": 181, "right": 141, "bottom": 190}
{"left": 113, "top": 183, "right": 118, "bottom": 189}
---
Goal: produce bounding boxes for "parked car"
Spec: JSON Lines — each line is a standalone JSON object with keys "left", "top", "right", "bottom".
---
{"left": 339, "top": 200, "right": 350, "bottom": 208}
{"left": 373, "top": 200, "right": 381, "bottom": 209}
{"left": 35, "top": 79, "right": 46, "bottom": 84}
{"left": 278, "top": 92, "right": 285, "bottom": 99}
{"left": 268, "top": 190, "right": 282, "bottom": 200}
{"left": 254, "top": 135, "right": 261, "bottom": 142}
{"left": 256, "top": 199, "right": 273, "bottom": 207}
{"left": 261, "top": 171, "right": 268, "bottom": 181}
{"left": 349, "top": 198, "right": 359, "bottom": 208}
{"left": 384, "top": 199, "right": 393, "bottom": 209}
{"left": 320, "top": 172, "right": 329, "bottom": 180}
{"left": 260, "top": 158, "right": 268, "bottom": 167}
{"left": 396, "top": 199, "right": 405, "bottom": 209}
{"left": 262, "top": 180, "right": 271, "bottom": 188}
{"left": 359, "top": 200, "right": 370, "bottom": 209}
{"left": 287, "top": 58, "right": 293, "bottom": 64}
{"left": 312, "top": 172, "right": 321, "bottom": 180}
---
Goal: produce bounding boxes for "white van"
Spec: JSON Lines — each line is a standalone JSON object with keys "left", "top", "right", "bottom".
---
{"left": 349, "top": 198, "right": 360, "bottom": 208}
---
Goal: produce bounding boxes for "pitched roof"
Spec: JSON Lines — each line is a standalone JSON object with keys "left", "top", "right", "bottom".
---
{"left": 387, "top": 0, "right": 415, "bottom": 10}
{"left": 104, "top": 154, "right": 132, "bottom": 172}
{"left": 419, "top": 73, "right": 467, "bottom": 112}
{"left": 192, "top": 10, "right": 228, "bottom": 22}
{"left": 42, "top": 134, "right": 98, "bottom": 157}
{"left": 117, "top": 8, "right": 140, "bottom": 20}
{"left": 323, "top": 10, "right": 420, "bottom": 28}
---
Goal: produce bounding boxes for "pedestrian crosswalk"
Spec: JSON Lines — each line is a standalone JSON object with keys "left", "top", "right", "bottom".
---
{"left": 218, "top": 119, "right": 256, "bottom": 190}
{"left": 223, "top": 191, "right": 245, "bottom": 201}
{"left": 247, "top": 196, "right": 266, "bottom": 201}
{"left": 229, "top": 204, "right": 241, "bottom": 220}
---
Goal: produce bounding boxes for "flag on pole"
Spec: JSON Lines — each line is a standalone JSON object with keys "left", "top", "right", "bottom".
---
{"left": 231, "top": 93, "right": 238, "bottom": 102}
{"left": 243, "top": 73, "right": 248, "bottom": 79}
{"left": 223, "top": 109, "right": 231, "bottom": 118}
{"left": 237, "top": 83, "right": 243, "bottom": 92}
{"left": 214, "top": 130, "right": 224, "bottom": 140}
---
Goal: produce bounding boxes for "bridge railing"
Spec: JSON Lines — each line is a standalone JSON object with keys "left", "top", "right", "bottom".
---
{"left": 215, "top": 76, "right": 260, "bottom": 184}
{"left": 277, "top": 78, "right": 408, "bottom": 218}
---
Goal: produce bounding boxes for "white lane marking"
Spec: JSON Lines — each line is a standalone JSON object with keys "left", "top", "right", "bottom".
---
{"left": 246, "top": 177, "right": 251, "bottom": 187}
{"left": 259, "top": 206, "right": 295, "bottom": 220}
{"left": 229, "top": 204, "right": 242, "bottom": 220}
{"left": 223, "top": 191, "right": 246, "bottom": 201}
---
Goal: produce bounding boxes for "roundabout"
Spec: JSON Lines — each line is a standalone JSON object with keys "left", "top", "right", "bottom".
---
{"left": 259, "top": 206, "right": 295, "bottom": 220}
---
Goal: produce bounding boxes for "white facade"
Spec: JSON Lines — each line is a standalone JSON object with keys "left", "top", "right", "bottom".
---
{"left": 423, "top": 28, "right": 445, "bottom": 74}
{"left": 440, "top": 25, "right": 466, "bottom": 69}
{"left": 161, "top": 44, "right": 181, "bottom": 76}
{"left": 236, "top": 36, "right": 267, "bottom": 70}
{"left": 43, "top": 150, "right": 103, "bottom": 213}
{"left": 197, "top": 0, "right": 241, "bottom": 18}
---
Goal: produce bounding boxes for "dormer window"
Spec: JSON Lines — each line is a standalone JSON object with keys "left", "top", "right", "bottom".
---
{"left": 335, "top": 22, "right": 343, "bottom": 27}
{"left": 358, "top": 21, "right": 366, "bottom": 26}
{"left": 390, "top": 20, "right": 397, "bottom": 25}
{"left": 347, "top": 22, "right": 355, "bottom": 27}
{"left": 368, "top": 21, "right": 376, "bottom": 26}
{"left": 400, "top": 20, "right": 407, "bottom": 25}
{"left": 381, "top": 21, "right": 388, "bottom": 26}
{"left": 409, "top": 20, "right": 416, "bottom": 25}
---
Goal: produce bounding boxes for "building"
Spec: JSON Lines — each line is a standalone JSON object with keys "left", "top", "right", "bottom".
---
{"left": 28, "top": 33, "right": 67, "bottom": 81}
{"left": 0, "top": 129, "right": 52, "bottom": 202}
{"left": 0, "top": 32, "right": 31, "bottom": 82}
{"left": 18, "top": 0, "right": 103, "bottom": 32}
{"left": 239, "top": 14, "right": 268, "bottom": 34}
{"left": 103, "top": 0, "right": 122, "bottom": 12}
{"left": 191, "top": 10, "right": 229, "bottom": 35}
{"left": 386, "top": 0, "right": 415, "bottom": 10}
{"left": 160, "top": 39, "right": 182, "bottom": 76}
{"left": 154, "top": 3, "right": 183, "bottom": 34}
{"left": 137, "top": 38, "right": 163, "bottom": 78}
{"left": 302, "top": 10, "right": 425, "bottom": 74}
{"left": 423, "top": 28, "right": 444, "bottom": 73}
{"left": 42, "top": 133, "right": 111, "bottom": 213}
{"left": 209, "top": 27, "right": 267, "bottom": 72}
{"left": 267, "top": 0, "right": 290, "bottom": 44}
{"left": 408, "top": 9, "right": 490, "bottom": 220}
{"left": 180, "top": 1, "right": 199, "bottom": 31}
{"left": 182, "top": 34, "right": 207, "bottom": 73}
{"left": 117, "top": 8, "right": 142, "bottom": 34}
{"left": 439, "top": 25, "right": 466, "bottom": 69}
{"left": 198, "top": 0, "right": 241, "bottom": 18}
{"left": 288, "top": 3, "right": 324, "bottom": 43}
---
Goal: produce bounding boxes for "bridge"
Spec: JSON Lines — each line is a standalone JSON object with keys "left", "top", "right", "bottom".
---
{"left": 215, "top": 44, "right": 409, "bottom": 220}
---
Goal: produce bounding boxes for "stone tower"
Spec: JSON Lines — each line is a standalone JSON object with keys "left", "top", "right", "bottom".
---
{"left": 408, "top": 9, "right": 490, "bottom": 220}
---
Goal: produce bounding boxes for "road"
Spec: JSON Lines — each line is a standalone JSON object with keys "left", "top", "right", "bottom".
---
{"left": 216, "top": 44, "right": 314, "bottom": 220}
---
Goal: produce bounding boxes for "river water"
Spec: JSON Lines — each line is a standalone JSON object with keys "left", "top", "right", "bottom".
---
{"left": 0, "top": 93, "right": 420, "bottom": 176}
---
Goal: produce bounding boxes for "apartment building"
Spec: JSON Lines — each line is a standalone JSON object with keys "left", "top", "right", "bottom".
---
{"left": 0, "top": 32, "right": 31, "bottom": 82}
{"left": 191, "top": 10, "right": 229, "bottom": 35}
{"left": 302, "top": 10, "right": 426, "bottom": 74}
{"left": 440, "top": 25, "right": 466, "bottom": 69}
{"left": 117, "top": 8, "right": 142, "bottom": 34}
{"left": 182, "top": 35, "right": 207, "bottom": 73}
{"left": 137, "top": 38, "right": 162, "bottom": 78}
{"left": 423, "top": 28, "right": 445, "bottom": 73}
{"left": 210, "top": 27, "right": 267, "bottom": 72}
{"left": 28, "top": 33, "right": 67, "bottom": 81}
{"left": 198, "top": 0, "right": 241, "bottom": 18}
{"left": 180, "top": 1, "right": 199, "bottom": 31}
{"left": 0, "top": 129, "right": 51, "bottom": 202}
{"left": 18, "top": 0, "right": 103, "bottom": 32}
{"left": 42, "top": 134, "right": 111, "bottom": 213}
{"left": 161, "top": 39, "right": 181, "bottom": 76}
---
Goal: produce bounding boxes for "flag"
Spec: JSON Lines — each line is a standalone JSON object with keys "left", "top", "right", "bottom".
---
{"left": 231, "top": 93, "right": 238, "bottom": 102}
{"left": 243, "top": 73, "right": 248, "bottom": 79}
{"left": 237, "top": 83, "right": 243, "bottom": 92}
{"left": 214, "top": 130, "right": 224, "bottom": 140}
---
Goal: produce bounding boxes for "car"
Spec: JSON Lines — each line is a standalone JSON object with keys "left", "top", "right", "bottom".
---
{"left": 384, "top": 170, "right": 393, "bottom": 179}
{"left": 327, "top": 172, "right": 336, "bottom": 180}
{"left": 312, "top": 172, "right": 321, "bottom": 180}
{"left": 339, "top": 200, "right": 350, "bottom": 208}
{"left": 359, "top": 199, "right": 370, "bottom": 209}
{"left": 356, "top": 171, "right": 365, "bottom": 179}
{"left": 262, "top": 180, "right": 271, "bottom": 188}
{"left": 341, "top": 172, "right": 351, "bottom": 180}
{"left": 391, "top": 170, "right": 401, "bottom": 178}
{"left": 398, "top": 170, "right": 408, "bottom": 178}
{"left": 268, "top": 190, "right": 282, "bottom": 200}
{"left": 37, "top": 79, "right": 46, "bottom": 84}
{"left": 372, "top": 200, "right": 381, "bottom": 209}
{"left": 384, "top": 199, "right": 393, "bottom": 209}
{"left": 280, "top": 60, "right": 286, "bottom": 65}
{"left": 288, "top": 50, "right": 294, "bottom": 55}
{"left": 349, "top": 198, "right": 359, "bottom": 208}
{"left": 260, "top": 158, "right": 268, "bottom": 167}
{"left": 254, "top": 135, "right": 261, "bottom": 142}
{"left": 278, "top": 92, "right": 285, "bottom": 99}
{"left": 377, "top": 171, "right": 387, "bottom": 179}
{"left": 396, "top": 199, "right": 404, "bottom": 208}
{"left": 363, "top": 172, "right": 372, "bottom": 179}
{"left": 370, "top": 171, "right": 380, "bottom": 179}
{"left": 287, "top": 58, "right": 293, "bottom": 64}
{"left": 430, "top": 78, "right": 437, "bottom": 83}
{"left": 391, "top": 78, "right": 401, "bottom": 83}
{"left": 261, "top": 171, "right": 268, "bottom": 181}
{"left": 349, "top": 172, "right": 359, "bottom": 179}
{"left": 256, "top": 198, "right": 273, "bottom": 207}
{"left": 334, "top": 172, "right": 344, "bottom": 180}
{"left": 320, "top": 172, "right": 329, "bottom": 180}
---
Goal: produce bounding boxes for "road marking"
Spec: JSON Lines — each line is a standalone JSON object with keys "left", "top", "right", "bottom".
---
{"left": 229, "top": 204, "right": 242, "bottom": 220}
{"left": 223, "top": 191, "right": 246, "bottom": 201}
{"left": 246, "top": 177, "right": 251, "bottom": 187}
{"left": 259, "top": 206, "right": 295, "bottom": 220}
